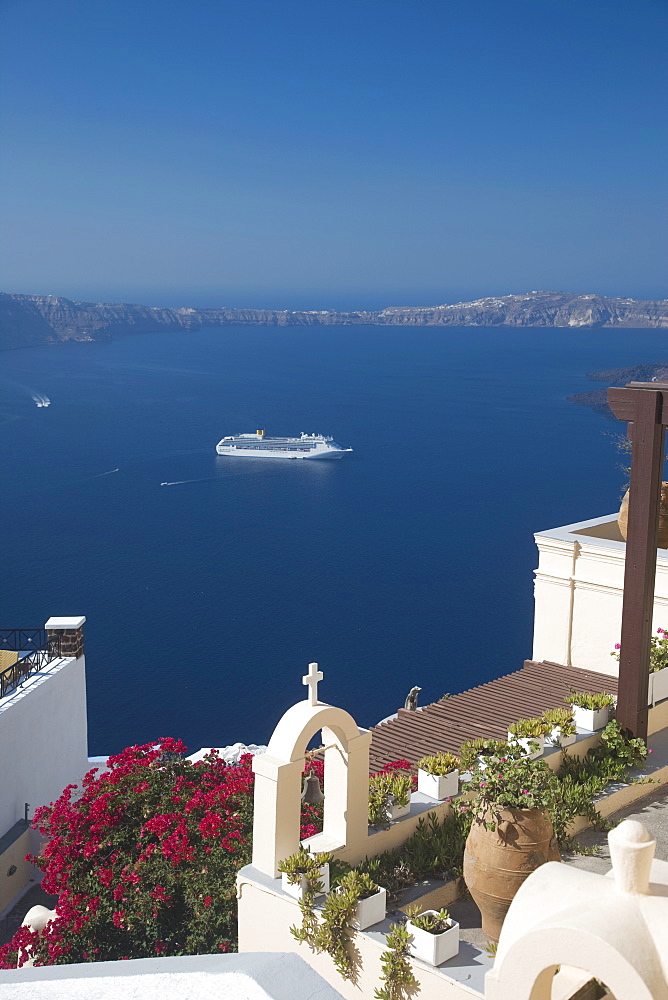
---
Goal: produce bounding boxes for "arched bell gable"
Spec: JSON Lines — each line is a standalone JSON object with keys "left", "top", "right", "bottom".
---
{"left": 252, "top": 695, "right": 372, "bottom": 877}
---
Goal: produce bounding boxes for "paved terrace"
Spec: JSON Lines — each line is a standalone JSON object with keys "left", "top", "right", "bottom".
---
{"left": 369, "top": 660, "right": 619, "bottom": 771}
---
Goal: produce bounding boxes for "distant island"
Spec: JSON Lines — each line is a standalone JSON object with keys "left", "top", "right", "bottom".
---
{"left": 569, "top": 363, "right": 668, "bottom": 417}
{"left": 1, "top": 289, "right": 667, "bottom": 351}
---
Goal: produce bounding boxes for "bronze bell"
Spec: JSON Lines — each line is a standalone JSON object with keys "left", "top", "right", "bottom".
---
{"left": 301, "top": 771, "right": 324, "bottom": 804}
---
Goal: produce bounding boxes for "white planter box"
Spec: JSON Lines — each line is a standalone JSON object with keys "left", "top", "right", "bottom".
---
{"left": 545, "top": 727, "right": 576, "bottom": 748}
{"left": 387, "top": 800, "right": 410, "bottom": 822}
{"left": 407, "top": 914, "right": 460, "bottom": 966}
{"left": 417, "top": 769, "right": 459, "bottom": 800}
{"left": 508, "top": 733, "right": 544, "bottom": 759}
{"left": 351, "top": 886, "right": 387, "bottom": 930}
{"left": 281, "top": 863, "right": 329, "bottom": 900}
{"left": 651, "top": 666, "right": 668, "bottom": 705}
{"left": 573, "top": 704, "right": 611, "bottom": 732}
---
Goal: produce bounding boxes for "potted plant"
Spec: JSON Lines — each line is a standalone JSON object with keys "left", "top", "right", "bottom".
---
{"left": 278, "top": 846, "right": 331, "bottom": 901}
{"left": 405, "top": 905, "right": 459, "bottom": 966}
{"left": 332, "top": 870, "right": 387, "bottom": 931}
{"left": 618, "top": 484, "right": 668, "bottom": 548}
{"left": 614, "top": 434, "right": 668, "bottom": 547}
{"left": 652, "top": 631, "right": 668, "bottom": 703}
{"left": 459, "top": 738, "right": 508, "bottom": 779}
{"left": 369, "top": 772, "right": 412, "bottom": 826}
{"left": 416, "top": 752, "right": 459, "bottom": 800}
{"left": 462, "top": 744, "right": 560, "bottom": 942}
{"left": 566, "top": 690, "right": 615, "bottom": 733}
{"left": 507, "top": 717, "right": 550, "bottom": 759}
{"left": 293, "top": 870, "right": 388, "bottom": 981}
{"left": 542, "top": 707, "right": 576, "bottom": 748}
{"left": 612, "top": 628, "right": 668, "bottom": 706}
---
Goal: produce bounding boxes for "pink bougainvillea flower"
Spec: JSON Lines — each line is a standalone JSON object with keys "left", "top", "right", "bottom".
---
{"left": 0, "top": 743, "right": 412, "bottom": 971}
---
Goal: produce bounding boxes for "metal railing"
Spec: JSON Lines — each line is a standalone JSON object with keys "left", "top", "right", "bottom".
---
{"left": 0, "top": 629, "right": 62, "bottom": 699}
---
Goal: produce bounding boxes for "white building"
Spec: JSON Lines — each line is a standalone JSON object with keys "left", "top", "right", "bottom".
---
{"left": 533, "top": 513, "right": 668, "bottom": 676}
{"left": 0, "top": 617, "right": 90, "bottom": 916}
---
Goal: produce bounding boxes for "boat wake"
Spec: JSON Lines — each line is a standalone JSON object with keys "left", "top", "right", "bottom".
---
{"left": 160, "top": 478, "right": 212, "bottom": 487}
{"left": 0, "top": 378, "right": 51, "bottom": 407}
{"left": 93, "top": 468, "right": 120, "bottom": 477}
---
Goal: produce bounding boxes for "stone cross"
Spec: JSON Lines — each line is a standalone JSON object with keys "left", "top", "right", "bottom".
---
{"left": 302, "top": 662, "right": 323, "bottom": 705}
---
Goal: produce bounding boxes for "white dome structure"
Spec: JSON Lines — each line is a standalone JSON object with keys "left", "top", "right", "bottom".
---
{"left": 486, "top": 820, "right": 668, "bottom": 1000}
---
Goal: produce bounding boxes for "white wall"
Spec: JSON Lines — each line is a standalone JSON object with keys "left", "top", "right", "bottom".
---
{"left": 533, "top": 514, "right": 668, "bottom": 675}
{"left": 237, "top": 876, "right": 488, "bottom": 1000}
{"left": 0, "top": 655, "right": 89, "bottom": 836}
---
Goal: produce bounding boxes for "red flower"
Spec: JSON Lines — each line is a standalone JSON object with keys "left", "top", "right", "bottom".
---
{"left": 0, "top": 726, "right": 416, "bottom": 972}
{"left": 199, "top": 813, "right": 223, "bottom": 838}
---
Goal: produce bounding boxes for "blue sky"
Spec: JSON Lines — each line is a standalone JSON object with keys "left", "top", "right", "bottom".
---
{"left": 1, "top": 0, "right": 666, "bottom": 308}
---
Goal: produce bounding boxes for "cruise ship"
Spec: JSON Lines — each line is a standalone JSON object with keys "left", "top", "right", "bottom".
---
{"left": 216, "top": 430, "right": 352, "bottom": 460}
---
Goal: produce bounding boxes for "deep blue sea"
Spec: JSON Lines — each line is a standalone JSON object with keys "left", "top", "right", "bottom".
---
{"left": 1, "top": 324, "right": 664, "bottom": 756}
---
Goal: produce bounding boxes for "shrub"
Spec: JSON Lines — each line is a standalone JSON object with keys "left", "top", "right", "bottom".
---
{"left": 508, "top": 717, "right": 550, "bottom": 739}
{"left": 611, "top": 628, "right": 668, "bottom": 673}
{"left": 465, "top": 743, "right": 559, "bottom": 827}
{"left": 352, "top": 808, "right": 472, "bottom": 901}
{"left": 278, "top": 846, "right": 331, "bottom": 885}
{"left": 566, "top": 690, "right": 615, "bottom": 710}
{"left": 374, "top": 921, "right": 416, "bottom": 1000}
{"left": 405, "top": 905, "right": 452, "bottom": 934}
{"left": 459, "top": 738, "right": 508, "bottom": 772}
{"left": 416, "top": 752, "right": 459, "bottom": 776}
{"left": 0, "top": 739, "right": 254, "bottom": 968}
{"left": 368, "top": 772, "right": 412, "bottom": 827}
{"left": 314, "top": 871, "right": 380, "bottom": 980}
{"left": 551, "top": 720, "right": 649, "bottom": 845}
{"left": 543, "top": 707, "right": 576, "bottom": 736}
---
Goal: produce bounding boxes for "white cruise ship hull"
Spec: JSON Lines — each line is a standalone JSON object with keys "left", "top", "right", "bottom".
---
{"left": 217, "top": 446, "right": 346, "bottom": 460}
{"left": 215, "top": 431, "right": 352, "bottom": 460}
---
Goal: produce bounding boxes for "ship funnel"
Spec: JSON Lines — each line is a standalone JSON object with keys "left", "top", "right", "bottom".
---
{"left": 256, "top": 429, "right": 265, "bottom": 436}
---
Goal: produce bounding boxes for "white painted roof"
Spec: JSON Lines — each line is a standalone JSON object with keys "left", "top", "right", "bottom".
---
{"left": 0, "top": 952, "right": 344, "bottom": 1000}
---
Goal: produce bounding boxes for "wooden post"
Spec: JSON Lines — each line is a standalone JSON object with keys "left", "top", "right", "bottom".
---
{"left": 607, "top": 385, "right": 666, "bottom": 741}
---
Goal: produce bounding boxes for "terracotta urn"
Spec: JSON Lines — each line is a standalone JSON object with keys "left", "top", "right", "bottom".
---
{"left": 463, "top": 806, "right": 560, "bottom": 942}
{"left": 618, "top": 484, "right": 668, "bottom": 548}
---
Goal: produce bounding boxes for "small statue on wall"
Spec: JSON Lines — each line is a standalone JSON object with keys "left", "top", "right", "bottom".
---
{"left": 404, "top": 685, "right": 421, "bottom": 711}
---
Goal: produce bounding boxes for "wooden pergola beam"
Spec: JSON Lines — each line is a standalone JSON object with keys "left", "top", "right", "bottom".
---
{"left": 608, "top": 384, "right": 668, "bottom": 424}
{"left": 607, "top": 383, "right": 666, "bottom": 741}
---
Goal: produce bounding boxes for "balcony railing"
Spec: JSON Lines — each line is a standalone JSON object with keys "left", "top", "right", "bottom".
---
{"left": 0, "top": 629, "right": 62, "bottom": 699}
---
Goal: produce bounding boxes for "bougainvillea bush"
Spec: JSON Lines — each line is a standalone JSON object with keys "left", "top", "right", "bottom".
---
{"left": 0, "top": 739, "right": 264, "bottom": 968}
{"left": 0, "top": 740, "right": 409, "bottom": 969}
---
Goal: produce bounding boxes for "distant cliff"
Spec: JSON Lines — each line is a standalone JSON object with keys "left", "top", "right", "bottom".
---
{"left": 1, "top": 289, "right": 667, "bottom": 351}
